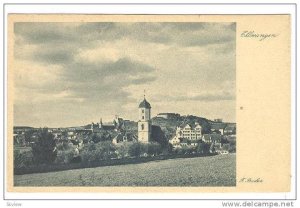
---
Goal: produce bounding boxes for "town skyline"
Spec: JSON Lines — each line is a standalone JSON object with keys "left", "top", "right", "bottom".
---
{"left": 13, "top": 22, "right": 236, "bottom": 127}
{"left": 13, "top": 98, "right": 235, "bottom": 128}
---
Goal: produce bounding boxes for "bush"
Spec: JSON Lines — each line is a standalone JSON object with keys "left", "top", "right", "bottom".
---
{"left": 228, "top": 140, "right": 236, "bottom": 153}
{"left": 115, "top": 142, "right": 130, "bottom": 159}
{"left": 196, "top": 142, "right": 210, "bottom": 154}
{"left": 147, "top": 142, "right": 162, "bottom": 156}
{"left": 55, "top": 149, "right": 75, "bottom": 164}
{"left": 81, "top": 149, "right": 98, "bottom": 164}
{"left": 128, "top": 142, "right": 147, "bottom": 158}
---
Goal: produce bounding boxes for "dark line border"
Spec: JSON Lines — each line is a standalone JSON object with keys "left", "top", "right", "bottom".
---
{"left": 2, "top": 2, "right": 297, "bottom": 201}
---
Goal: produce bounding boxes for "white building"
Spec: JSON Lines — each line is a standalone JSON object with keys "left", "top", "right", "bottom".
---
{"left": 169, "top": 122, "right": 202, "bottom": 148}
{"left": 176, "top": 122, "right": 202, "bottom": 140}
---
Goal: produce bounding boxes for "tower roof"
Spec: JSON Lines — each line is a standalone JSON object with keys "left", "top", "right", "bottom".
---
{"left": 139, "top": 98, "right": 151, "bottom": 109}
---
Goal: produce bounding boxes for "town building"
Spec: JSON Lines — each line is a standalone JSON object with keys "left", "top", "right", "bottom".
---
{"left": 169, "top": 122, "right": 202, "bottom": 148}
{"left": 176, "top": 122, "right": 202, "bottom": 140}
{"left": 210, "top": 123, "right": 227, "bottom": 135}
{"left": 89, "top": 115, "right": 125, "bottom": 133}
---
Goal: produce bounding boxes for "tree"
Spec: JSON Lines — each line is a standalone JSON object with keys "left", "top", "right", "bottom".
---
{"left": 80, "top": 141, "right": 116, "bottom": 164}
{"left": 151, "top": 125, "right": 168, "bottom": 147}
{"left": 31, "top": 128, "right": 57, "bottom": 165}
{"left": 95, "top": 141, "right": 116, "bottom": 160}
{"left": 196, "top": 142, "right": 210, "bottom": 154}
{"left": 56, "top": 138, "right": 71, "bottom": 151}
{"left": 128, "top": 142, "right": 146, "bottom": 158}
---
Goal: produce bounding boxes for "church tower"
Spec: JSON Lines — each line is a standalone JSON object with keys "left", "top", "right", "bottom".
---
{"left": 138, "top": 95, "right": 151, "bottom": 143}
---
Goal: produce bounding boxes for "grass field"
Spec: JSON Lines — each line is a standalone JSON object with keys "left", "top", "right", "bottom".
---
{"left": 14, "top": 154, "right": 236, "bottom": 186}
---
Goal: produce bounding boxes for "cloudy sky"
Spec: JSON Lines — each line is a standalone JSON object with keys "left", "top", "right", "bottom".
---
{"left": 13, "top": 22, "right": 236, "bottom": 127}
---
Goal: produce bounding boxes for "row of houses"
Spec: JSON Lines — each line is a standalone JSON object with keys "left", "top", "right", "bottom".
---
{"left": 169, "top": 121, "right": 236, "bottom": 153}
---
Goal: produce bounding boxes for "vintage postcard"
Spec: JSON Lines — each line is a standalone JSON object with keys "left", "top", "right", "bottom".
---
{"left": 6, "top": 14, "right": 291, "bottom": 195}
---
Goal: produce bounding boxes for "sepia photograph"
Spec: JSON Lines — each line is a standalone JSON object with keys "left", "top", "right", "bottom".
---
{"left": 12, "top": 20, "right": 236, "bottom": 187}
{"left": 2, "top": 3, "right": 297, "bottom": 208}
{"left": 1, "top": 2, "right": 298, "bottom": 208}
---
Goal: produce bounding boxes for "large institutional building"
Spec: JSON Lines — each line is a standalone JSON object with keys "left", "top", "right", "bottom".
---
{"left": 138, "top": 97, "right": 152, "bottom": 143}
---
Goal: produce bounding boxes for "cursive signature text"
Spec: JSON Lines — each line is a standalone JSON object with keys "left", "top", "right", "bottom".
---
{"left": 241, "top": 31, "right": 278, "bottom": 41}
{"left": 239, "top": 177, "right": 263, "bottom": 183}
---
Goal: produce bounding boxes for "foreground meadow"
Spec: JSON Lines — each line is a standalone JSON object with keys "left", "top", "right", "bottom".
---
{"left": 14, "top": 154, "right": 236, "bottom": 186}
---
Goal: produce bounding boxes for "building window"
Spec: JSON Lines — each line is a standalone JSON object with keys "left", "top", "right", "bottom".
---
{"left": 142, "top": 116, "right": 144, "bottom": 119}
{"left": 141, "top": 124, "right": 144, "bottom": 130}
{"left": 142, "top": 109, "right": 144, "bottom": 113}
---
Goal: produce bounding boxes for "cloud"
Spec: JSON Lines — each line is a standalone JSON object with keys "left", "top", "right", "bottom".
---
{"left": 15, "top": 22, "right": 236, "bottom": 48}
{"left": 127, "top": 22, "right": 236, "bottom": 47}
{"left": 152, "top": 91, "right": 235, "bottom": 103}
{"left": 34, "top": 47, "right": 74, "bottom": 64}
{"left": 59, "top": 58, "right": 157, "bottom": 101}
{"left": 14, "top": 22, "right": 88, "bottom": 44}
{"left": 13, "top": 21, "right": 236, "bottom": 126}
{"left": 14, "top": 57, "right": 157, "bottom": 103}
